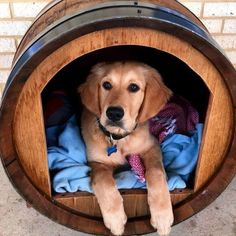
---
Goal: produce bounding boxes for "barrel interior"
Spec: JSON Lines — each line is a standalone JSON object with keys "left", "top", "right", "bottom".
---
{"left": 42, "top": 45, "right": 210, "bottom": 199}
{"left": 43, "top": 45, "right": 210, "bottom": 123}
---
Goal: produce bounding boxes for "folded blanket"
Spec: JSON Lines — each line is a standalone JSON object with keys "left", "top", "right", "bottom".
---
{"left": 128, "top": 95, "right": 200, "bottom": 182}
{"left": 149, "top": 95, "right": 199, "bottom": 143}
{"left": 45, "top": 91, "right": 203, "bottom": 192}
{"left": 47, "top": 115, "right": 203, "bottom": 192}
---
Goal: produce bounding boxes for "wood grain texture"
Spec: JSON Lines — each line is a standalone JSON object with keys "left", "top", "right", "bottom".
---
{"left": 194, "top": 78, "right": 234, "bottom": 190}
{"left": 13, "top": 73, "right": 51, "bottom": 196}
{"left": 54, "top": 190, "right": 191, "bottom": 218}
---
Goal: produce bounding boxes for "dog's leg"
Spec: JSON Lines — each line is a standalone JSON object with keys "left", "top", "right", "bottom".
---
{"left": 142, "top": 145, "right": 173, "bottom": 236}
{"left": 90, "top": 162, "right": 127, "bottom": 235}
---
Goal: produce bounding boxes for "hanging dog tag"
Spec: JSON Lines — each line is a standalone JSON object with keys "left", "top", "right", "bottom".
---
{"left": 107, "top": 134, "right": 117, "bottom": 156}
{"left": 107, "top": 144, "right": 117, "bottom": 156}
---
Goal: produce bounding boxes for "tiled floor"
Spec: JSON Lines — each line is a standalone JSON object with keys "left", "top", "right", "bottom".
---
{"left": 0, "top": 161, "right": 236, "bottom": 236}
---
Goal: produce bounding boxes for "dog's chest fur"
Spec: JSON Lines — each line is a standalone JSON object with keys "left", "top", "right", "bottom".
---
{"left": 81, "top": 109, "right": 157, "bottom": 167}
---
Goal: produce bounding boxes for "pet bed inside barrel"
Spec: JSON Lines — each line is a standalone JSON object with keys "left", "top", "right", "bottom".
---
{"left": 0, "top": 1, "right": 236, "bottom": 235}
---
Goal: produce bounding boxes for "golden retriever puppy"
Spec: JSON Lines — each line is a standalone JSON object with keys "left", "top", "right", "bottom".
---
{"left": 79, "top": 61, "right": 173, "bottom": 236}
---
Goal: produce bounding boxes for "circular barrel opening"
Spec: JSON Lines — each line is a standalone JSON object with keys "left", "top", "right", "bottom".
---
{"left": 42, "top": 45, "right": 210, "bottom": 197}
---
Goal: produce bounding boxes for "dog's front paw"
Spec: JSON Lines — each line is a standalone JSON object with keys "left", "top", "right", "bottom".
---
{"left": 103, "top": 207, "right": 127, "bottom": 235}
{"left": 150, "top": 209, "right": 174, "bottom": 236}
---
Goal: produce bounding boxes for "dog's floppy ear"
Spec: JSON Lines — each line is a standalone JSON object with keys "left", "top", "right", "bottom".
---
{"left": 78, "top": 63, "right": 106, "bottom": 116}
{"left": 138, "top": 68, "right": 172, "bottom": 123}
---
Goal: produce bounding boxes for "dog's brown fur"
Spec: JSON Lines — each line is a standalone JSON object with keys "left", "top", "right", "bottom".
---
{"left": 79, "top": 61, "right": 174, "bottom": 236}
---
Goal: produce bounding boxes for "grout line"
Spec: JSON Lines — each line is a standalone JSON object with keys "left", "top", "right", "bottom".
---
{"left": 201, "top": 16, "right": 236, "bottom": 20}
{"left": 200, "top": 1, "right": 205, "bottom": 19}
{"left": 224, "top": 49, "right": 236, "bottom": 52}
{"left": 14, "top": 38, "right": 18, "bottom": 51}
{"left": 9, "top": 2, "right": 13, "bottom": 19}
{"left": 0, "top": 18, "right": 36, "bottom": 21}
{"left": 0, "top": 36, "right": 22, "bottom": 38}
{"left": 0, "top": 0, "right": 50, "bottom": 2}
{"left": 221, "top": 19, "right": 225, "bottom": 34}
{"left": 4, "top": 2, "right": 23, "bottom": 51}
{"left": 0, "top": 35, "right": 30, "bottom": 38}
{"left": 0, "top": 52, "right": 16, "bottom": 55}
{"left": 0, "top": 68, "right": 11, "bottom": 71}
{"left": 211, "top": 33, "right": 236, "bottom": 36}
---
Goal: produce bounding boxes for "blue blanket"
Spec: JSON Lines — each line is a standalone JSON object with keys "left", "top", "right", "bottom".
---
{"left": 47, "top": 116, "right": 203, "bottom": 193}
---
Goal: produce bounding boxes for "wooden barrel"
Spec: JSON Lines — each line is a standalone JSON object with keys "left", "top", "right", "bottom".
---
{"left": 0, "top": 0, "right": 236, "bottom": 235}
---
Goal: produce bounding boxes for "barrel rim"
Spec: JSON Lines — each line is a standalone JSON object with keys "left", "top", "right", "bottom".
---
{"left": 4, "top": 1, "right": 229, "bottom": 100}
{"left": 14, "top": 0, "right": 207, "bottom": 63}
{"left": 13, "top": 1, "right": 210, "bottom": 69}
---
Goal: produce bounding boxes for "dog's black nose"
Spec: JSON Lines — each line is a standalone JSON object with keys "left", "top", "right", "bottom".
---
{"left": 106, "top": 106, "right": 124, "bottom": 122}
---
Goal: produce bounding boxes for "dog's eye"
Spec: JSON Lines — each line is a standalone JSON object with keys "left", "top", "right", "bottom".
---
{"left": 128, "top": 83, "right": 140, "bottom": 93}
{"left": 102, "top": 81, "right": 112, "bottom": 90}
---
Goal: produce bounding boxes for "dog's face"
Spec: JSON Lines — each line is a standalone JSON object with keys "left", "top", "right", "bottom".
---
{"left": 79, "top": 61, "right": 172, "bottom": 135}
